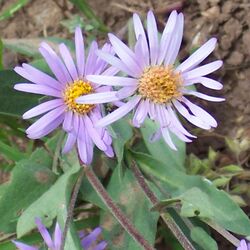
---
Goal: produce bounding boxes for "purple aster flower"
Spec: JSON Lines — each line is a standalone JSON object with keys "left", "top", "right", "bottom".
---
{"left": 13, "top": 218, "right": 107, "bottom": 250}
{"left": 14, "top": 27, "right": 115, "bottom": 164}
{"left": 237, "top": 240, "right": 250, "bottom": 250}
{"left": 77, "top": 11, "right": 224, "bottom": 150}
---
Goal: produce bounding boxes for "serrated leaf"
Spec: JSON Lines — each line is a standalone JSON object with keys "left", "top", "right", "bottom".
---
{"left": 100, "top": 168, "right": 159, "bottom": 250}
{"left": 140, "top": 119, "right": 186, "bottom": 171}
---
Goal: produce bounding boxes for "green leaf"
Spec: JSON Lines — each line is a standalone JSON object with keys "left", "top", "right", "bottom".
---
{"left": 190, "top": 227, "right": 218, "bottom": 250}
{"left": 140, "top": 118, "right": 186, "bottom": 171}
{"left": 0, "top": 70, "right": 39, "bottom": 117}
{"left": 0, "top": 142, "right": 57, "bottom": 233}
{"left": 132, "top": 151, "right": 250, "bottom": 236}
{"left": 0, "top": 140, "right": 27, "bottom": 161}
{"left": 0, "top": 0, "right": 29, "bottom": 21}
{"left": 0, "top": 39, "right": 3, "bottom": 70}
{"left": 69, "top": 0, "right": 108, "bottom": 32}
{"left": 100, "top": 168, "right": 159, "bottom": 250}
{"left": 17, "top": 153, "right": 82, "bottom": 249}
{"left": 110, "top": 117, "right": 133, "bottom": 176}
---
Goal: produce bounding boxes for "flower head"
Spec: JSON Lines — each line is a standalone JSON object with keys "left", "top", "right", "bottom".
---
{"left": 237, "top": 240, "right": 250, "bottom": 250}
{"left": 77, "top": 11, "right": 224, "bottom": 150}
{"left": 14, "top": 28, "right": 115, "bottom": 164}
{"left": 13, "top": 218, "right": 107, "bottom": 250}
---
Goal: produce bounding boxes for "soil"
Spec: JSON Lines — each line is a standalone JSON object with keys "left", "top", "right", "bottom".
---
{"left": 0, "top": 0, "right": 250, "bottom": 249}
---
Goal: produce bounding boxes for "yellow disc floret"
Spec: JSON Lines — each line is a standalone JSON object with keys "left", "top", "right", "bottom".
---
{"left": 138, "top": 66, "right": 183, "bottom": 104}
{"left": 63, "top": 80, "right": 95, "bottom": 114}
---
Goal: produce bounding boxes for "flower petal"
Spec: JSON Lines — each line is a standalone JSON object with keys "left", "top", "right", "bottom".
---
{"left": 62, "top": 110, "right": 73, "bottom": 132}
{"left": 132, "top": 99, "right": 149, "bottom": 127}
{"left": 53, "top": 222, "right": 62, "bottom": 249}
{"left": 23, "top": 99, "right": 64, "bottom": 119}
{"left": 183, "top": 90, "right": 225, "bottom": 102}
{"left": 182, "top": 60, "right": 223, "bottom": 80}
{"left": 161, "top": 127, "right": 177, "bottom": 150}
{"left": 14, "top": 83, "right": 62, "bottom": 98}
{"left": 115, "top": 86, "right": 138, "bottom": 99}
{"left": 15, "top": 64, "right": 62, "bottom": 90}
{"left": 108, "top": 33, "right": 142, "bottom": 76}
{"left": 12, "top": 241, "right": 38, "bottom": 250}
{"left": 85, "top": 41, "right": 98, "bottom": 75}
{"left": 81, "top": 227, "right": 102, "bottom": 249}
{"left": 76, "top": 91, "right": 119, "bottom": 104}
{"left": 75, "top": 27, "right": 85, "bottom": 77}
{"left": 157, "top": 10, "right": 178, "bottom": 65}
{"left": 35, "top": 218, "right": 54, "bottom": 249}
{"left": 59, "top": 43, "right": 78, "bottom": 80}
{"left": 184, "top": 76, "right": 223, "bottom": 90}
{"left": 87, "top": 75, "right": 138, "bottom": 87}
{"left": 147, "top": 11, "right": 159, "bottom": 65}
{"left": 96, "top": 96, "right": 141, "bottom": 127}
{"left": 62, "top": 132, "right": 77, "bottom": 153}
{"left": 177, "top": 38, "right": 217, "bottom": 72}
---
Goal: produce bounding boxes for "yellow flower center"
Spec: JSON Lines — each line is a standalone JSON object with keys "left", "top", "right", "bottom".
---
{"left": 63, "top": 80, "right": 95, "bottom": 114}
{"left": 138, "top": 66, "right": 183, "bottom": 104}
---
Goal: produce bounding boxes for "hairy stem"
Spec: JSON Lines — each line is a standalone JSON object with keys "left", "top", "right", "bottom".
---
{"left": 131, "top": 161, "right": 196, "bottom": 250}
{"left": 60, "top": 168, "right": 85, "bottom": 250}
{"left": 83, "top": 164, "right": 155, "bottom": 250}
{"left": 205, "top": 220, "right": 240, "bottom": 247}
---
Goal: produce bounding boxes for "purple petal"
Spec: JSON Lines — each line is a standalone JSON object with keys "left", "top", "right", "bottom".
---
{"left": 115, "top": 86, "right": 138, "bottom": 99}
{"left": 96, "top": 50, "right": 137, "bottom": 78}
{"left": 77, "top": 121, "right": 88, "bottom": 164}
{"left": 157, "top": 10, "right": 178, "bottom": 65}
{"left": 161, "top": 127, "right": 177, "bottom": 150}
{"left": 164, "top": 13, "right": 184, "bottom": 65}
{"left": 182, "top": 60, "right": 223, "bottom": 80}
{"left": 62, "top": 132, "right": 77, "bottom": 153}
{"left": 94, "top": 241, "right": 108, "bottom": 250}
{"left": 182, "top": 97, "right": 217, "bottom": 127}
{"left": 108, "top": 33, "right": 142, "bottom": 76}
{"left": 96, "top": 96, "right": 141, "bottom": 127}
{"left": 53, "top": 222, "right": 62, "bottom": 249}
{"left": 59, "top": 43, "right": 78, "bottom": 80}
{"left": 148, "top": 102, "right": 156, "bottom": 120}
{"left": 147, "top": 11, "right": 159, "bottom": 65}
{"left": 183, "top": 90, "right": 225, "bottom": 102}
{"left": 85, "top": 131, "right": 94, "bottom": 165}
{"left": 167, "top": 105, "right": 196, "bottom": 138}
{"left": 26, "top": 106, "right": 64, "bottom": 136}
{"left": 85, "top": 41, "right": 98, "bottom": 75}
{"left": 12, "top": 241, "right": 38, "bottom": 250}
{"left": 237, "top": 240, "right": 249, "bottom": 250}
{"left": 75, "top": 27, "right": 85, "bottom": 77}
{"left": 104, "top": 145, "right": 114, "bottom": 158}
{"left": 177, "top": 38, "right": 217, "bottom": 72}
{"left": 100, "top": 66, "right": 119, "bottom": 76}
{"left": 81, "top": 227, "right": 102, "bottom": 249}
{"left": 84, "top": 115, "right": 107, "bottom": 151}
{"left": 23, "top": 99, "right": 64, "bottom": 119}
{"left": 76, "top": 91, "right": 119, "bottom": 104}
{"left": 87, "top": 75, "right": 138, "bottom": 87}
{"left": 35, "top": 218, "right": 54, "bottom": 249}
{"left": 134, "top": 35, "right": 148, "bottom": 68}
{"left": 133, "top": 13, "right": 149, "bottom": 65}
{"left": 62, "top": 110, "right": 73, "bottom": 132}
{"left": 173, "top": 100, "right": 211, "bottom": 129}
{"left": 14, "top": 83, "right": 62, "bottom": 98}
{"left": 132, "top": 99, "right": 149, "bottom": 127}
{"left": 72, "top": 113, "right": 80, "bottom": 137}
{"left": 39, "top": 43, "right": 72, "bottom": 84}
{"left": 184, "top": 76, "right": 223, "bottom": 90}
{"left": 15, "top": 64, "right": 62, "bottom": 90}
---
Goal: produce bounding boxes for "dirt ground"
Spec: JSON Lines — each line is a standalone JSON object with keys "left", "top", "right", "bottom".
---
{"left": 0, "top": 0, "right": 250, "bottom": 249}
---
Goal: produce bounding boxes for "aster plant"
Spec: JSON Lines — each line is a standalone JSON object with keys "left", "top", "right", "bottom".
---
{"left": 14, "top": 27, "right": 114, "bottom": 165}
{"left": 77, "top": 10, "right": 224, "bottom": 150}
{"left": 0, "top": 5, "right": 250, "bottom": 250}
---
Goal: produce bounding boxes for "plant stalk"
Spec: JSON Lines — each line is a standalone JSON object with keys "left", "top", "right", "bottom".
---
{"left": 130, "top": 161, "right": 196, "bottom": 250}
{"left": 60, "top": 168, "right": 85, "bottom": 250}
{"left": 83, "top": 164, "right": 155, "bottom": 250}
